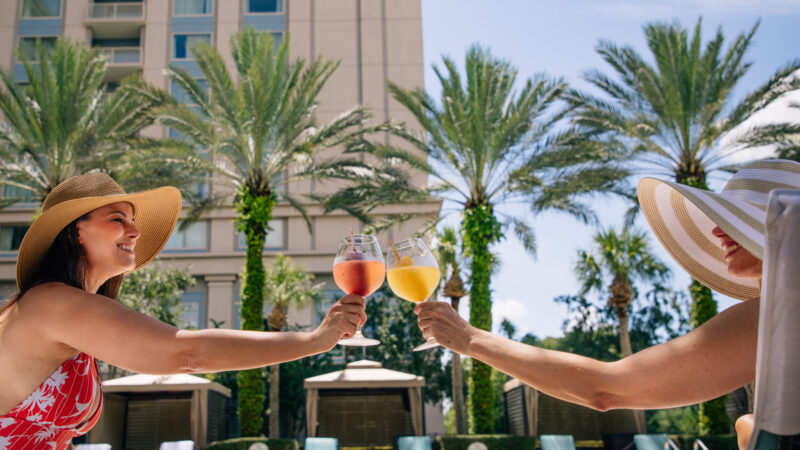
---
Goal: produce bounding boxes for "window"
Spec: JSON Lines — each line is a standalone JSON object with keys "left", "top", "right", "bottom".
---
{"left": 315, "top": 289, "right": 340, "bottom": 326}
{"left": 170, "top": 79, "right": 207, "bottom": 105}
{"left": 21, "top": 0, "right": 61, "bottom": 17}
{"left": 2, "top": 185, "right": 37, "bottom": 201}
{"left": 177, "top": 291, "right": 204, "bottom": 329}
{"left": 174, "top": 0, "right": 212, "bottom": 15}
{"left": 236, "top": 219, "right": 285, "bottom": 251}
{"left": 0, "top": 282, "right": 16, "bottom": 306}
{"left": 164, "top": 221, "right": 207, "bottom": 251}
{"left": 173, "top": 34, "right": 210, "bottom": 60}
{"left": 247, "top": 0, "right": 281, "bottom": 13}
{"left": 0, "top": 225, "right": 29, "bottom": 252}
{"left": 18, "top": 37, "right": 57, "bottom": 61}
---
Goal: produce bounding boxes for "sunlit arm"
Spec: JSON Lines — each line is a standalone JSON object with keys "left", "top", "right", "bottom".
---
{"left": 30, "top": 283, "right": 363, "bottom": 375}
{"left": 417, "top": 298, "right": 758, "bottom": 410}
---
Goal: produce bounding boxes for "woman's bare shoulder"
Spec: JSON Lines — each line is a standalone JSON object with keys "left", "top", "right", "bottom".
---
{"left": 21, "top": 282, "right": 98, "bottom": 303}
{"left": 16, "top": 283, "right": 110, "bottom": 326}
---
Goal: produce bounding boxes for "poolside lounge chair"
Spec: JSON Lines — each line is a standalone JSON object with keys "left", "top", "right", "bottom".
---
{"left": 398, "top": 436, "right": 433, "bottom": 450}
{"left": 633, "top": 434, "right": 679, "bottom": 450}
{"left": 540, "top": 434, "right": 576, "bottom": 450}
{"left": 304, "top": 437, "right": 339, "bottom": 450}
{"left": 159, "top": 441, "right": 195, "bottom": 450}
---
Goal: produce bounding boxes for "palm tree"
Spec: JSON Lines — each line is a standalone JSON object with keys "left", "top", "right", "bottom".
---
{"left": 156, "top": 28, "right": 384, "bottom": 436}
{"left": 575, "top": 226, "right": 669, "bottom": 433}
{"left": 435, "top": 226, "right": 468, "bottom": 435}
{"left": 263, "top": 254, "right": 322, "bottom": 439}
{"left": 0, "top": 38, "right": 199, "bottom": 208}
{"left": 567, "top": 18, "right": 800, "bottom": 433}
{"left": 322, "top": 45, "right": 629, "bottom": 433}
{"left": 574, "top": 227, "right": 670, "bottom": 358}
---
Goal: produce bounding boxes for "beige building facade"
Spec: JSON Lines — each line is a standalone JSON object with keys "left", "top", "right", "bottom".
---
{"left": 0, "top": 0, "right": 439, "bottom": 334}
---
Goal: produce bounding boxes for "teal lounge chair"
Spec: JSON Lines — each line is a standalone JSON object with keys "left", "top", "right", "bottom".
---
{"left": 633, "top": 434, "right": 679, "bottom": 450}
{"left": 304, "top": 437, "right": 339, "bottom": 450}
{"left": 398, "top": 436, "right": 432, "bottom": 450}
{"left": 540, "top": 434, "right": 576, "bottom": 450}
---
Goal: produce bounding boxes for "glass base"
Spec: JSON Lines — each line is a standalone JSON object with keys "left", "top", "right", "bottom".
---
{"left": 413, "top": 338, "right": 440, "bottom": 352}
{"left": 338, "top": 331, "right": 380, "bottom": 347}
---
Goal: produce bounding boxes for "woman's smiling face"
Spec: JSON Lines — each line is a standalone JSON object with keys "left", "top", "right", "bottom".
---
{"left": 76, "top": 202, "right": 140, "bottom": 278}
{"left": 712, "top": 226, "right": 762, "bottom": 279}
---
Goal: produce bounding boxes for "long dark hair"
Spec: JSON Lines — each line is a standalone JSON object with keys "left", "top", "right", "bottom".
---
{"left": 0, "top": 216, "right": 123, "bottom": 315}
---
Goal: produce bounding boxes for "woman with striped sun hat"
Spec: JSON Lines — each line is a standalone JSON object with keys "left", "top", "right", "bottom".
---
{"left": 414, "top": 159, "right": 800, "bottom": 448}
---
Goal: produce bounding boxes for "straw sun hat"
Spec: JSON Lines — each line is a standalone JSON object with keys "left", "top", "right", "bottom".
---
{"left": 16, "top": 172, "right": 182, "bottom": 289}
{"left": 637, "top": 159, "right": 800, "bottom": 301}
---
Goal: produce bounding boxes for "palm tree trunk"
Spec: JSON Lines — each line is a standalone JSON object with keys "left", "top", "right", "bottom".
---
{"left": 450, "top": 297, "right": 467, "bottom": 435}
{"left": 609, "top": 274, "right": 645, "bottom": 433}
{"left": 616, "top": 306, "right": 633, "bottom": 358}
{"left": 269, "top": 364, "right": 280, "bottom": 438}
{"left": 616, "top": 304, "right": 646, "bottom": 433}
{"left": 267, "top": 303, "right": 287, "bottom": 439}
{"left": 462, "top": 204, "right": 501, "bottom": 434}
{"left": 608, "top": 273, "right": 633, "bottom": 358}
{"left": 236, "top": 187, "right": 274, "bottom": 437}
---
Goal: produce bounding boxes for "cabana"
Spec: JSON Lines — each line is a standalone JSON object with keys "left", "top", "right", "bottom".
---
{"left": 87, "top": 373, "right": 233, "bottom": 449}
{"left": 503, "top": 378, "right": 638, "bottom": 444}
{"left": 305, "top": 360, "right": 426, "bottom": 447}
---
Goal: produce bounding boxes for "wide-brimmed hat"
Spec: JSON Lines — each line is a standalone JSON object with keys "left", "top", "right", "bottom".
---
{"left": 637, "top": 159, "right": 800, "bottom": 301}
{"left": 16, "top": 172, "right": 182, "bottom": 289}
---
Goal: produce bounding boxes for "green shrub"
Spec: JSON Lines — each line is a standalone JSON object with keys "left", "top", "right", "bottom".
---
{"left": 437, "top": 435, "right": 536, "bottom": 450}
{"left": 202, "top": 437, "right": 298, "bottom": 450}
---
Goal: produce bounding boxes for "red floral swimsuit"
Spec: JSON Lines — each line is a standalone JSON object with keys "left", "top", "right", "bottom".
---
{"left": 0, "top": 353, "right": 103, "bottom": 449}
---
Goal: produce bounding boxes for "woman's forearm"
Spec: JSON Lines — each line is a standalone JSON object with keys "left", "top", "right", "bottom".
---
{"left": 461, "top": 299, "right": 757, "bottom": 411}
{"left": 465, "top": 328, "right": 616, "bottom": 410}
{"left": 172, "top": 328, "right": 327, "bottom": 373}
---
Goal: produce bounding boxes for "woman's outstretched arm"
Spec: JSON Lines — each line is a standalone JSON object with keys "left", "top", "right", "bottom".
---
{"left": 415, "top": 298, "right": 757, "bottom": 410}
{"left": 25, "top": 282, "right": 365, "bottom": 374}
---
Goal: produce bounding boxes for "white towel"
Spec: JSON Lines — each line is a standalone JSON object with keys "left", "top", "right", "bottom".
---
{"left": 751, "top": 189, "right": 800, "bottom": 442}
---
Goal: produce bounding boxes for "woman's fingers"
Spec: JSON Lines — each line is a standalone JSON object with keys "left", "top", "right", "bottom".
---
{"left": 413, "top": 302, "right": 472, "bottom": 353}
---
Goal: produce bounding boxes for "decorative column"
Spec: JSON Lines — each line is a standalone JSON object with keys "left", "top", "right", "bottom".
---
{"left": 205, "top": 274, "right": 237, "bottom": 329}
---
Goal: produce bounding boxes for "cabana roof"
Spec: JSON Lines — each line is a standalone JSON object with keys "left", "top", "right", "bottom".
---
{"left": 304, "top": 359, "right": 424, "bottom": 389}
{"left": 103, "top": 373, "right": 231, "bottom": 396}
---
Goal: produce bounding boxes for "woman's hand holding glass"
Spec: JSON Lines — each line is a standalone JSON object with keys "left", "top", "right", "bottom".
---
{"left": 312, "top": 294, "right": 368, "bottom": 352}
{"left": 414, "top": 301, "right": 477, "bottom": 355}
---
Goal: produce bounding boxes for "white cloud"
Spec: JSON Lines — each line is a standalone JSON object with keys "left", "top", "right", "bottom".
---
{"left": 718, "top": 87, "right": 800, "bottom": 165}
{"left": 492, "top": 298, "right": 528, "bottom": 334}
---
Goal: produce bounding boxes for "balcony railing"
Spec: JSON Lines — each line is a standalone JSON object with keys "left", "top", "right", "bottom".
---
{"left": 88, "top": 2, "right": 145, "bottom": 20}
{"left": 101, "top": 47, "right": 141, "bottom": 65}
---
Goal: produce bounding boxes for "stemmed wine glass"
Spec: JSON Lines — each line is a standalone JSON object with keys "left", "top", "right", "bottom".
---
{"left": 385, "top": 238, "right": 442, "bottom": 351}
{"left": 332, "top": 234, "right": 385, "bottom": 346}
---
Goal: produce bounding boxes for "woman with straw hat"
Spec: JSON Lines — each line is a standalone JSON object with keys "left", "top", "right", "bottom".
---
{"left": 0, "top": 172, "right": 366, "bottom": 448}
{"left": 415, "top": 159, "right": 800, "bottom": 443}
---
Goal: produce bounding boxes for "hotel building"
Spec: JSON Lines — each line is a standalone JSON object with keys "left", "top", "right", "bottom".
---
{"left": 0, "top": 0, "right": 440, "bottom": 334}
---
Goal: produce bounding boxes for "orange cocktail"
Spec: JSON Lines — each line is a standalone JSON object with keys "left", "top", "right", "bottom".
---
{"left": 333, "top": 259, "right": 386, "bottom": 297}
{"left": 386, "top": 265, "right": 440, "bottom": 302}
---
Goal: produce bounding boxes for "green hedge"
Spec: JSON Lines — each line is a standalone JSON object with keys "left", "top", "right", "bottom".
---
{"left": 437, "top": 435, "right": 536, "bottom": 450}
{"left": 673, "top": 435, "right": 737, "bottom": 450}
{"left": 202, "top": 437, "right": 299, "bottom": 450}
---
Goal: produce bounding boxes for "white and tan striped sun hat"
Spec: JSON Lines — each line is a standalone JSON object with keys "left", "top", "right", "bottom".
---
{"left": 637, "top": 159, "right": 800, "bottom": 301}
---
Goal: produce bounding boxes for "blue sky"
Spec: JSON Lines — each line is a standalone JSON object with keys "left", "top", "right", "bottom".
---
{"left": 419, "top": 0, "right": 800, "bottom": 338}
